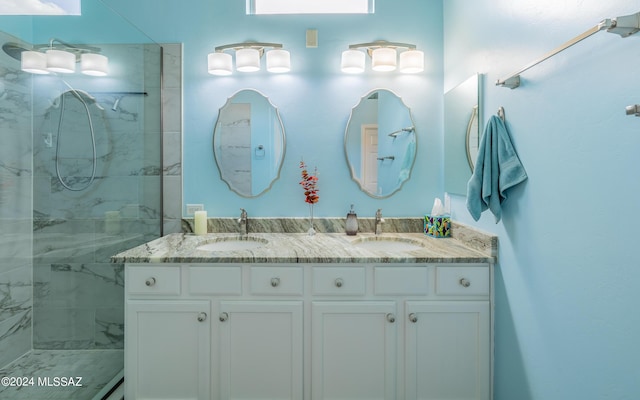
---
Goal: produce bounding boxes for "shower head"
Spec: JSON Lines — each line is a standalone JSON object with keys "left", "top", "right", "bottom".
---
{"left": 2, "top": 42, "right": 30, "bottom": 61}
{"left": 111, "top": 96, "right": 122, "bottom": 111}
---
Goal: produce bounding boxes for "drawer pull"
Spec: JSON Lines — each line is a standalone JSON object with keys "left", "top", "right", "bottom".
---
{"left": 270, "top": 277, "right": 280, "bottom": 287}
{"left": 219, "top": 312, "right": 229, "bottom": 322}
{"left": 197, "top": 312, "right": 207, "bottom": 322}
{"left": 386, "top": 313, "right": 396, "bottom": 323}
{"left": 334, "top": 278, "right": 344, "bottom": 288}
{"left": 145, "top": 277, "right": 156, "bottom": 287}
{"left": 408, "top": 313, "right": 418, "bottom": 323}
{"left": 459, "top": 278, "right": 471, "bottom": 288}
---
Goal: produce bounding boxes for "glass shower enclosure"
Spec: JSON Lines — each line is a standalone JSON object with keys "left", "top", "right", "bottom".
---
{"left": 0, "top": 1, "right": 162, "bottom": 398}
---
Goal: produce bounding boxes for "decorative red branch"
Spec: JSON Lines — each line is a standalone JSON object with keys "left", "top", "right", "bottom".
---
{"left": 299, "top": 160, "right": 319, "bottom": 204}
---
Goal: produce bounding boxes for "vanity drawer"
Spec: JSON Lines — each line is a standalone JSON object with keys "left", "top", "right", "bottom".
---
{"left": 188, "top": 266, "right": 242, "bottom": 295}
{"left": 374, "top": 266, "right": 429, "bottom": 295}
{"left": 436, "top": 265, "right": 489, "bottom": 296}
{"left": 312, "top": 267, "right": 366, "bottom": 295}
{"left": 250, "top": 266, "right": 303, "bottom": 295}
{"left": 128, "top": 265, "right": 181, "bottom": 295}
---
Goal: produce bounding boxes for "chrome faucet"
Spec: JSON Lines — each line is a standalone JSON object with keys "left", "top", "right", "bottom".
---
{"left": 375, "top": 208, "right": 385, "bottom": 235}
{"left": 238, "top": 208, "right": 248, "bottom": 235}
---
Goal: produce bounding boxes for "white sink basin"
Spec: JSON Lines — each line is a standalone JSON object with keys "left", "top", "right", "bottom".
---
{"left": 352, "top": 237, "right": 424, "bottom": 252}
{"left": 197, "top": 237, "right": 268, "bottom": 252}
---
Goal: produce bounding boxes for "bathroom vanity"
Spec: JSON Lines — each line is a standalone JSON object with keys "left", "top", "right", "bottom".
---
{"left": 114, "top": 224, "right": 496, "bottom": 400}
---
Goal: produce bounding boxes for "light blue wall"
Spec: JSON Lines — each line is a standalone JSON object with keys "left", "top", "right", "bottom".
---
{"left": 98, "top": 0, "right": 640, "bottom": 398}
{"left": 103, "top": 0, "right": 443, "bottom": 218}
{"left": 444, "top": 1, "right": 640, "bottom": 399}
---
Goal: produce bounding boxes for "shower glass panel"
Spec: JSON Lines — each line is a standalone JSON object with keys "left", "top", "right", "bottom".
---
{"left": 0, "top": 0, "right": 162, "bottom": 398}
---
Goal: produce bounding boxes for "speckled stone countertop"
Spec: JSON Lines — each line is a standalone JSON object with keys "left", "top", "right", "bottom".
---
{"left": 113, "top": 220, "right": 497, "bottom": 264}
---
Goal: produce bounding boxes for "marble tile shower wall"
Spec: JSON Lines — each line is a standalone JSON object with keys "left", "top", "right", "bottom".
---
{"left": 0, "top": 32, "right": 33, "bottom": 367}
{"left": 161, "top": 44, "right": 183, "bottom": 235}
{"left": 31, "top": 43, "right": 172, "bottom": 350}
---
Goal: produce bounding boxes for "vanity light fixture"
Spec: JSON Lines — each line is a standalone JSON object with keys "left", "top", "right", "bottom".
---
{"left": 208, "top": 42, "right": 291, "bottom": 75}
{"left": 341, "top": 40, "right": 424, "bottom": 74}
{"left": 21, "top": 38, "right": 108, "bottom": 76}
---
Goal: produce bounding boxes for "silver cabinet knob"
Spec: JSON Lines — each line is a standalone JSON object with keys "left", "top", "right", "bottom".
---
{"left": 197, "top": 312, "right": 207, "bottom": 322}
{"left": 386, "top": 313, "right": 396, "bottom": 323}
{"left": 459, "top": 278, "right": 471, "bottom": 288}
{"left": 270, "top": 277, "right": 280, "bottom": 287}
{"left": 145, "top": 277, "right": 156, "bottom": 287}
{"left": 219, "top": 312, "right": 229, "bottom": 322}
{"left": 408, "top": 313, "right": 418, "bottom": 323}
{"left": 334, "top": 278, "right": 344, "bottom": 288}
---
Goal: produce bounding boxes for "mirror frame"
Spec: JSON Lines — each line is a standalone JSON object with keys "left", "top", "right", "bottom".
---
{"left": 444, "top": 73, "right": 482, "bottom": 195}
{"left": 343, "top": 88, "right": 417, "bottom": 199}
{"left": 466, "top": 104, "right": 480, "bottom": 171}
{"left": 212, "top": 89, "right": 286, "bottom": 198}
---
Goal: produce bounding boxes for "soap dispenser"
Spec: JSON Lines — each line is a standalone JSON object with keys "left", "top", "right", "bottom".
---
{"left": 346, "top": 204, "right": 358, "bottom": 236}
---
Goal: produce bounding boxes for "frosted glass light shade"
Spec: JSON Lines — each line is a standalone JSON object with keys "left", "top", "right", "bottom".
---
{"left": 236, "top": 48, "right": 260, "bottom": 72}
{"left": 266, "top": 49, "right": 290, "bottom": 73}
{"left": 399, "top": 49, "right": 424, "bottom": 73}
{"left": 341, "top": 49, "right": 365, "bottom": 73}
{"left": 46, "top": 49, "right": 75, "bottom": 73}
{"left": 208, "top": 52, "right": 233, "bottom": 75}
{"left": 81, "top": 53, "right": 109, "bottom": 76}
{"left": 21, "top": 51, "right": 49, "bottom": 74}
{"left": 371, "top": 47, "right": 397, "bottom": 71}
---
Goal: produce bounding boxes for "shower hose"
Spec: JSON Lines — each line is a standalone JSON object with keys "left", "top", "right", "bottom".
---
{"left": 55, "top": 89, "right": 97, "bottom": 191}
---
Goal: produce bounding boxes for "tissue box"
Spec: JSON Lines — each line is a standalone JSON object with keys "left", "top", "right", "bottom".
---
{"left": 424, "top": 214, "right": 451, "bottom": 238}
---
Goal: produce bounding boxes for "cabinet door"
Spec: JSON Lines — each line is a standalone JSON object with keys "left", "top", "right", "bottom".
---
{"left": 312, "top": 301, "right": 397, "bottom": 400}
{"left": 126, "top": 300, "right": 211, "bottom": 400}
{"left": 405, "top": 301, "right": 490, "bottom": 400}
{"left": 218, "top": 301, "right": 303, "bottom": 400}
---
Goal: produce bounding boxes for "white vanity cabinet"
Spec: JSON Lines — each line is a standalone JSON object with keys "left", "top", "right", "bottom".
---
{"left": 218, "top": 300, "right": 303, "bottom": 400}
{"left": 125, "top": 262, "right": 492, "bottom": 400}
{"left": 311, "top": 301, "right": 398, "bottom": 400}
{"left": 405, "top": 301, "right": 490, "bottom": 400}
{"left": 125, "top": 300, "right": 211, "bottom": 400}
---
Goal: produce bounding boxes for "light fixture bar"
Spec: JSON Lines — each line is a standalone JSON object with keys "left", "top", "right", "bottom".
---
{"left": 34, "top": 38, "right": 102, "bottom": 61}
{"left": 208, "top": 41, "right": 290, "bottom": 75}
{"left": 348, "top": 40, "right": 417, "bottom": 55}
{"left": 214, "top": 42, "right": 283, "bottom": 55}
{"left": 341, "top": 40, "right": 424, "bottom": 74}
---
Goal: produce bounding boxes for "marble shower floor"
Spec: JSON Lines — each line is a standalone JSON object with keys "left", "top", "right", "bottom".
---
{"left": 0, "top": 350, "right": 123, "bottom": 400}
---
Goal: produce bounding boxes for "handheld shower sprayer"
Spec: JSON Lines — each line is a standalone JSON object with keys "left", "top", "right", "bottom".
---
{"left": 112, "top": 96, "right": 122, "bottom": 111}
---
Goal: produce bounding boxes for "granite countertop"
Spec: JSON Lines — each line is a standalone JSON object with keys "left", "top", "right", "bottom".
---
{"left": 112, "top": 221, "right": 497, "bottom": 264}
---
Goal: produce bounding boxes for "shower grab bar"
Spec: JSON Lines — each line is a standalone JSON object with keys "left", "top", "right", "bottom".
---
{"left": 93, "top": 91, "right": 148, "bottom": 96}
{"left": 377, "top": 156, "right": 395, "bottom": 161}
{"left": 496, "top": 11, "right": 640, "bottom": 89}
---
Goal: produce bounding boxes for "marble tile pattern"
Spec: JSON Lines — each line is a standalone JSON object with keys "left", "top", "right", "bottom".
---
{"left": 114, "top": 219, "right": 496, "bottom": 264}
{"left": 161, "top": 43, "right": 183, "bottom": 235}
{"left": 0, "top": 31, "right": 34, "bottom": 368}
{"left": 30, "top": 43, "right": 163, "bottom": 352}
{"left": 0, "top": 349, "right": 123, "bottom": 400}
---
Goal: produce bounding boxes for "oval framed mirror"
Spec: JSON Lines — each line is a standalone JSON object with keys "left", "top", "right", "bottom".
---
{"left": 213, "top": 89, "right": 286, "bottom": 197}
{"left": 444, "top": 73, "right": 481, "bottom": 195}
{"left": 344, "top": 89, "right": 417, "bottom": 198}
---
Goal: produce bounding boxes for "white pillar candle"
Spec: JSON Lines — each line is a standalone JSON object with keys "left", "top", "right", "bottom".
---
{"left": 194, "top": 210, "right": 208, "bottom": 235}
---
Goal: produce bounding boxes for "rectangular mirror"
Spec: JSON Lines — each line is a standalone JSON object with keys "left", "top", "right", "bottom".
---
{"left": 444, "top": 73, "right": 482, "bottom": 195}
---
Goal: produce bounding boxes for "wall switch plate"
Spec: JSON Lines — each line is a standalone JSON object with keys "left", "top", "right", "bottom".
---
{"left": 306, "top": 29, "right": 318, "bottom": 48}
{"left": 186, "top": 204, "right": 204, "bottom": 215}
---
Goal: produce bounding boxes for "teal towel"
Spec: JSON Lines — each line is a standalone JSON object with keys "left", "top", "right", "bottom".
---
{"left": 397, "top": 138, "right": 415, "bottom": 184}
{"left": 466, "top": 115, "right": 527, "bottom": 222}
